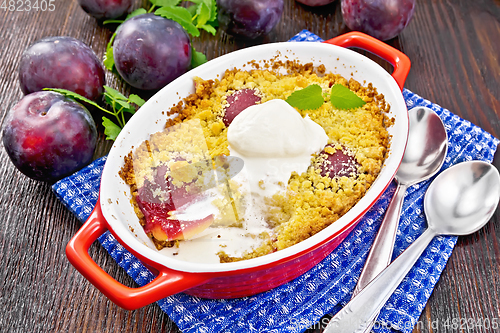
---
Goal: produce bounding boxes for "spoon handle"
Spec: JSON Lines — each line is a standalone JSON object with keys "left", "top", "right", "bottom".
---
{"left": 353, "top": 181, "right": 408, "bottom": 297}
{"left": 324, "top": 228, "right": 437, "bottom": 333}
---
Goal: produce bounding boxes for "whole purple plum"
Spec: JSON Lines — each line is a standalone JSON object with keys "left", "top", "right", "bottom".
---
{"left": 113, "top": 14, "right": 192, "bottom": 90}
{"left": 296, "top": 0, "right": 335, "bottom": 6}
{"left": 217, "top": 0, "right": 284, "bottom": 39}
{"left": 341, "top": 0, "right": 416, "bottom": 41}
{"left": 2, "top": 91, "right": 97, "bottom": 183}
{"left": 19, "top": 36, "right": 105, "bottom": 101}
{"left": 78, "top": 0, "right": 133, "bottom": 20}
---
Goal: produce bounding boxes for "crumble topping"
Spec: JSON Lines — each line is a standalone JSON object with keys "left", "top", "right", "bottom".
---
{"left": 119, "top": 60, "right": 391, "bottom": 263}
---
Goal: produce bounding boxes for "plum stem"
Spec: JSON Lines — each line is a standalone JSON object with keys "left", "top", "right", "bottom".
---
{"left": 103, "top": 20, "right": 124, "bottom": 25}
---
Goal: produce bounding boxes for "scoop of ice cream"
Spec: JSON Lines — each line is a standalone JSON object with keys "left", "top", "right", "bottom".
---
{"left": 227, "top": 99, "right": 328, "bottom": 158}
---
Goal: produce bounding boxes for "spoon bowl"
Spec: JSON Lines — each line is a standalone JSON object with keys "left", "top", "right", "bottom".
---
{"left": 425, "top": 161, "right": 500, "bottom": 235}
{"left": 397, "top": 107, "right": 448, "bottom": 184}
{"left": 325, "top": 160, "right": 500, "bottom": 332}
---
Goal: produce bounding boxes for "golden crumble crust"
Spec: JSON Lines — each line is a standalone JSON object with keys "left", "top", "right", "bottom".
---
{"left": 120, "top": 60, "right": 391, "bottom": 262}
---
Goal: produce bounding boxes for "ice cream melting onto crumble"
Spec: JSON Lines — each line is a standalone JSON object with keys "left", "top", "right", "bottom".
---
{"left": 157, "top": 99, "right": 328, "bottom": 264}
{"left": 227, "top": 99, "right": 329, "bottom": 197}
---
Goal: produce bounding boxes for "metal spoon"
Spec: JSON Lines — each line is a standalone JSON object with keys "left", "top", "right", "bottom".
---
{"left": 324, "top": 160, "right": 500, "bottom": 332}
{"left": 355, "top": 106, "right": 448, "bottom": 295}
{"left": 349, "top": 106, "right": 448, "bottom": 331}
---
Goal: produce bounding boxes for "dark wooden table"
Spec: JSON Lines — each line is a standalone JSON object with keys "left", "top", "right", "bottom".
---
{"left": 1, "top": 1, "right": 499, "bottom": 332}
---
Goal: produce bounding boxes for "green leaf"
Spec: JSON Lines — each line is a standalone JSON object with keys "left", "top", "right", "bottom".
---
{"left": 103, "top": 33, "right": 116, "bottom": 71}
{"left": 46, "top": 87, "right": 146, "bottom": 141}
{"left": 103, "top": 43, "right": 114, "bottom": 71}
{"left": 330, "top": 84, "right": 367, "bottom": 110}
{"left": 155, "top": 6, "right": 200, "bottom": 37}
{"left": 126, "top": 7, "right": 147, "bottom": 19}
{"left": 285, "top": 84, "right": 325, "bottom": 110}
{"left": 124, "top": 105, "right": 137, "bottom": 115}
{"left": 150, "top": 0, "right": 181, "bottom": 7}
{"left": 43, "top": 88, "right": 106, "bottom": 112}
{"left": 186, "top": 4, "right": 197, "bottom": 16}
{"left": 104, "top": 86, "right": 128, "bottom": 101}
{"left": 103, "top": 92, "right": 114, "bottom": 106}
{"left": 191, "top": 47, "right": 207, "bottom": 68}
{"left": 189, "top": 0, "right": 217, "bottom": 21}
{"left": 129, "top": 94, "right": 145, "bottom": 107}
{"left": 195, "top": 2, "right": 210, "bottom": 27}
{"left": 102, "top": 117, "right": 122, "bottom": 141}
{"left": 114, "top": 99, "right": 131, "bottom": 111}
{"left": 200, "top": 23, "right": 217, "bottom": 35}
{"left": 207, "top": 0, "right": 217, "bottom": 22}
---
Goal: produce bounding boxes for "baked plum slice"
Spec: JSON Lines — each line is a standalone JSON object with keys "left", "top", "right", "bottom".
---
{"left": 136, "top": 193, "right": 214, "bottom": 242}
{"left": 318, "top": 145, "right": 360, "bottom": 178}
{"left": 135, "top": 163, "right": 213, "bottom": 241}
{"left": 223, "top": 89, "right": 261, "bottom": 126}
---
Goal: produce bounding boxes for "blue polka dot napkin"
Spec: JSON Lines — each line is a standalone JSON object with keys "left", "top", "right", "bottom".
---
{"left": 53, "top": 30, "right": 499, "bottom": 333}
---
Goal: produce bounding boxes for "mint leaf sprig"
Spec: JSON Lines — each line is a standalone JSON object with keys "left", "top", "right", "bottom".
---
{"left": 329, "top": 84, "right": 367, "bottom": 110}
{"left": 103, "top": 0, "right": 217, "bottom": 72}
{"left": 44, "top": 87, "right": 145, "bottom": 141}
{"left": 154, "top": 0, "right": 218, "bottom": 37}
{"left": 285, "top": 84, "right": 324, "bottom": 110}
{"left": 286, "top": 84, "right": 367, "bottom": 111}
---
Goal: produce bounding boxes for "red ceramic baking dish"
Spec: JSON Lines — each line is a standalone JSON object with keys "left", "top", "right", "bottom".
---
{"left": 66, "top": 32, "right": 411, "bottom": 310}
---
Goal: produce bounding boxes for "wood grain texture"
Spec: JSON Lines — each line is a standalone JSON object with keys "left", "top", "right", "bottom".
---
{"left": 0, "top": 1, "right": 499, "bottom": 332}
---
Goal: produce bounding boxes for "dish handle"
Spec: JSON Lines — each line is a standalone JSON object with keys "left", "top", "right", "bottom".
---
{"left": 323, "top": 31, "right": 411, "bottom": 91}
{"left": 66, "top": 200, "right": 211, "bottom": 310}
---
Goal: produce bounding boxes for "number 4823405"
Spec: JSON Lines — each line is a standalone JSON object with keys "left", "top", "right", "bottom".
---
{"left": 1, "top": 0, "right": 56, "bottom": 11}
